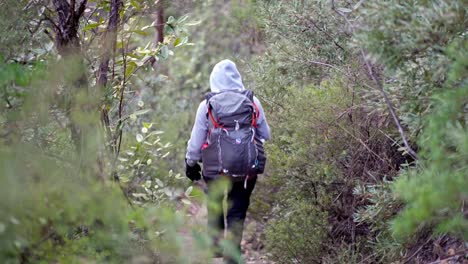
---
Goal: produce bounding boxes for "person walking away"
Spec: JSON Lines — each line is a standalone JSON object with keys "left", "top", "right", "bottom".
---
{"left": 185, "top": 59, "right": 270, "bottom": 263}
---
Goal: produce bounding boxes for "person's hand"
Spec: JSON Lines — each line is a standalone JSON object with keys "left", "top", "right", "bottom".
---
{"left": 185, "top": 159, "right": 201, "bottom": 181}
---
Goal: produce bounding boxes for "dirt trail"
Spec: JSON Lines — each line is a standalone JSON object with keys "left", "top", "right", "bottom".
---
{"left": 181, "top": 196, "right": 273, "bottom": 264}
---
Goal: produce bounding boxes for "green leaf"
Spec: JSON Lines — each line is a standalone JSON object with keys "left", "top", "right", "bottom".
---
{"left": 177, "top": 15, "right": 189, "bottom": 24}
{"left": 181, "top": 198, "right": 192, "bottom": 205}
{"left": 185, "top": 186, "right": 193, "bottom": 197}
{"left": 142, "top": 122, "right": 153, "bottom": 129}
{"left": 120, "top": 109, "right": 152, "bottom": 122}
{"left": 136, "top": 133, "right": 144, "bottom": 142}
{"left": 173, "top": 37, "right": 181, "bottom": 47}
{"left": 155, "top": 178, "right": 164, "bottom": 187}
{"left": 337, "top": 7, "right": 352, "bottom": 13}
{"left": 159, "top": 46, "right": 169, "bottom": 59}
{"left": 130, "top": 0, "right": 141, "bottom": 10}
{"left": 131, "top": 109, "right": 152, "bottom": 116}
{"left": 174, "top": 36, "right": 188, "bottom": 47}
{"left": 125, "top": 61, "right": 137, "bottom": 78}
{"left": 167, "top": 16, "right": 175, "bottom": 25}
{"left": 124, "top": 30, "right": 148, "bottom": 36}
{"left": 83, "top": 22, "right": 102, "bottom": 31}
{"left": 185, "top": 20, "right": 202, "bottom": 26}
{"left": 141, "top": 21, "right": 156, "bottom": 31}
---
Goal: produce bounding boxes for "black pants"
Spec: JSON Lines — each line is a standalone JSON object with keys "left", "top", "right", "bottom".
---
{"left": 204, "top": 175, "right": 257, "bottom": 259}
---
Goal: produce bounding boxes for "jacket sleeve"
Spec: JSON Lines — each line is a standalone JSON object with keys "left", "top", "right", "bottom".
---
{"left": 186, "top": 100, "right": 208, "bottom": 162}
{"left": 253, "top": 96, "right": 271, "bottom": 141}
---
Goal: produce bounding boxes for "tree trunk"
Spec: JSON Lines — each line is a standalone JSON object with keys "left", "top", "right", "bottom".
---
{"left": 150, "top": 1, "right": 165, "bottom": 66}
{"left": 97, "top": 0, "right": 123, "bottom": 89}
{"left": 155, "top": 2, "right": 165, "bottom": 45}
{"left": 97, "top": 0, "right": 123, "bottom": 156}
{"left": 51, "top": 0, "right": 89, "bottom": 152}
{"left": 52, "top": 0, "right": 88, "bottom": 55}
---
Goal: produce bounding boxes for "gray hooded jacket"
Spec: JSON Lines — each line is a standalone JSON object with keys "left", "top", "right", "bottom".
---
{"left": 186, "top": 59, "right": 271, "bottom": 163}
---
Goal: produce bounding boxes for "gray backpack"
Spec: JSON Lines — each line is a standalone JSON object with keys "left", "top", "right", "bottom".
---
{"left": 201, "top": 89, "right": 265, "bottom": 178}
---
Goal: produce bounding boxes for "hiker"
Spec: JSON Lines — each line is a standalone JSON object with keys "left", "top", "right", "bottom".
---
{"left": 185, "top": 59, "right": 270, "bottom": 263}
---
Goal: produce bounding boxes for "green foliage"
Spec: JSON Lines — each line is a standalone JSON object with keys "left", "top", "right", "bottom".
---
{"left": 265, "top": 198, "right": 328, "bottom": 264}
{"left": 392, "top": 85, "right": 468, "bottom": 240}
{"left": 354, "top": 182, "right": 400, "bottom": 234}
{"left": 0, "top": 59, "right": 151, "bottom": 262}
{"left": 0, "top": 149, "right": 136, "bottom": 262}
{"left": 0, "top": 1, "right": 203, "bottom": 262}
{"left": 249, "top": 76, "right": 396, "bottom": 262}
{"left": 1, "top": 0, "right": 466, "bottom": 263}
{"left": 355, "top": 0, "right": 467, "bottom": 138}
{"left": 356, "top": 0, "right": 468, "bottom": 240}
{"left": 0, "top": 0, "right": 35, "bottom": 59}
{"left": 247, "top": 0, "right": 468, "bottom": 262}
{"left": 246, "top": 0, "right": 352, "bottom": 92}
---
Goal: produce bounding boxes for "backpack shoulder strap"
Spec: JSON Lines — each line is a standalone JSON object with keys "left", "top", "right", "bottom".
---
{"left": 241, "top": 89, "right": 254, "bottom": 102}
{"left": 204, "top": 91, "right": 223, "bottom": 128}
{"left": 242, "top": 89, "right": 260, "bottom": 128}
{"left": 205, "top": 92, "right": 217, "bottom": 102}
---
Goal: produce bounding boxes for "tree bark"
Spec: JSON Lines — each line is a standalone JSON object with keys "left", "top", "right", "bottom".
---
{"left": 97, "top": 0, "right": 123, "bottom": 89}
{"left": 96, "top": 0, "right": 123, "bottom": 159}
{"left": 50, "top": 0, "right": 89, "bottom": 151}
{"left": 155, "top": 3, "right": 165, "bottom": 45}
{"left": 52, "top": 0, "right": 88, "bottom": 55}
{"left": 150, "top": 1, "right": 164, "bottom": 66}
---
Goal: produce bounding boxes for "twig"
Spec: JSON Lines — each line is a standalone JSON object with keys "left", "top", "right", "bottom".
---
{"left": 402, "top": 237, "right": 432, "bottom": 264}
{"left": 360, "top": 52, "right": 418, "bottom": 160}
{"left": 304, "top": 16, "right": 346, "bottom": 53}
{"left": 332, "top": 5, "right": 419, "bottom": 160}
{"left": 426, "top": 249, "right": 468, "bottom": 264}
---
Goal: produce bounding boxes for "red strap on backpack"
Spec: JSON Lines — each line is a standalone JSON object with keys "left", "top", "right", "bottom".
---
{"left": 252, "top": 102, "right": 260, "bottom": 128}
{"left": 208, "top": 106, "right": 224, "bottom": 128}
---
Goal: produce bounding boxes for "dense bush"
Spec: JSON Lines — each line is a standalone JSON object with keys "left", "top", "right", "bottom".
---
{"left": 1, "top": 0, "right": 466, "bottom": 263}
{"left": 265, "top": 198, "right": 328, "bottom": 264}
{"left": 355, "top": 0, "right": 467, "bottom": 240}
{"left": 248, "top": 0, "right": 467, "bottom": 262}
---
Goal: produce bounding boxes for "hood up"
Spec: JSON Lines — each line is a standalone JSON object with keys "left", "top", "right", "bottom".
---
{"left": 209, "top": 59, "right": 245, "bottom": 93}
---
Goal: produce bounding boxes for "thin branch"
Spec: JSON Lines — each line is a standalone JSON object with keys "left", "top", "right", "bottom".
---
{"left": 75, "top": 0, "right": 88, "bottom": 22}
{"left": 331, "top": 5, "right": 419, "bottom": 160}
{"left": 304, "top": 16, "right": 346, "bottom": 53}
{"left": 402, "top": 238, "right": 432, "bottom": 264}
{"left": 360, "top": 51, "right": 418, "bottom": 160}
{"left": 28, "top": 18, "right": 47, "bottom": 35}
{"left": 426, "top": 249, "right": 468, "bottom": 264}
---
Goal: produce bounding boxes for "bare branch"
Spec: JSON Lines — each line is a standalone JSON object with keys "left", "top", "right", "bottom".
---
{"left": 28, "top": 18, "right": 47, "bottom": 35}
{"left": 52, "top": 0, "right": 70, "bottom": 25}
{"left": 75, "top": 0, "right": 88, "bottom": 22}
{"left": 360, "top": 50, "right": 418, "bottom": 159}
{"left": 303, "top": 16, "right": 346, "bottom": 53}
{"left": 426, "top": 249, "right": 468, "bottom": 264}
{"left": 332, "top": 4, "right": 419, "bottom": 160}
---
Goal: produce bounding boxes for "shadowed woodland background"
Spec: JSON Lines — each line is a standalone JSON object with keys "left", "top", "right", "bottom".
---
{"left": 0, "top": 0, "right": 466, "bottom": 263}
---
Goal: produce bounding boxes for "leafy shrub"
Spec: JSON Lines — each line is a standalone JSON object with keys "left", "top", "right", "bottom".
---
{"left": 265, "top": 197, "right": 328, "bottom": 264}
{"left": 356, "top": 0, "right": 468, "bottom": 240}
{"left": 392, "top": 85, "right": 468, "bottom": 240}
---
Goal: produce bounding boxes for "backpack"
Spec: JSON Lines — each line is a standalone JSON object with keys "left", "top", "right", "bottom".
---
{"left": 201, "top": 89, "right": 266, "bottom": 178}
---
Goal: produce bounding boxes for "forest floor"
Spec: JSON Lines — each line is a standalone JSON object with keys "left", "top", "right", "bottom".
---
{"left": 181, "top": 189, "right": 273, "bottom": 264}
